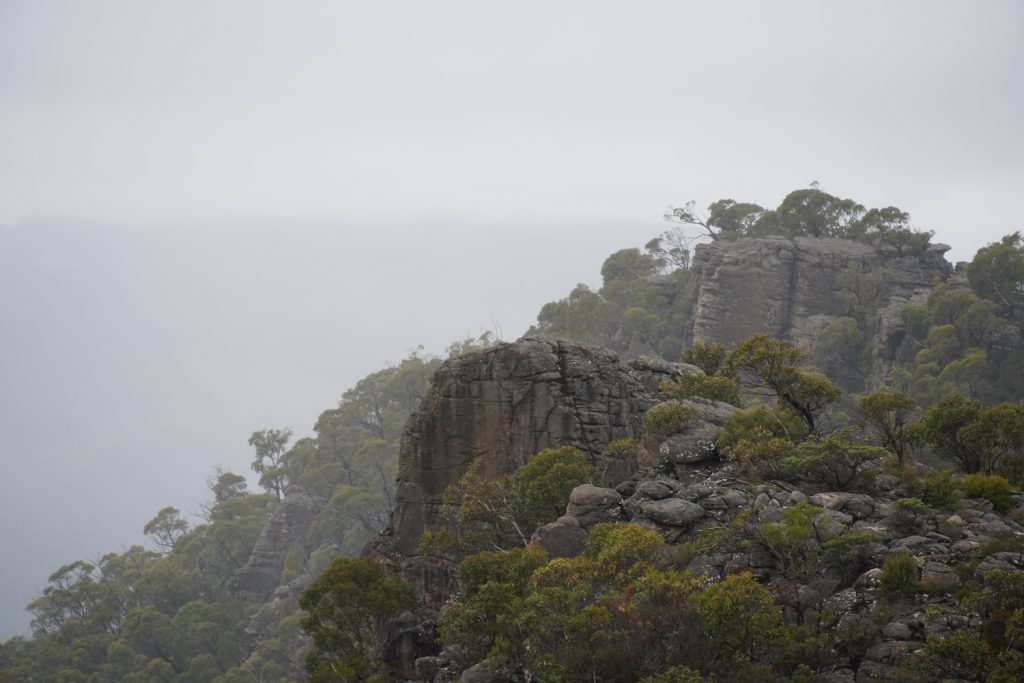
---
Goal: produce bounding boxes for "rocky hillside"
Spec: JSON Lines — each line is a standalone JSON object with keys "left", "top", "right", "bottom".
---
{"left": 525, "top": 468, "right": 1023, "bottom": 682}
{"left": 8, "top": 209, "right": 1018, "bottom": 682}
{"left": 366, "top": 337, "right": 1024, "bottom": 682}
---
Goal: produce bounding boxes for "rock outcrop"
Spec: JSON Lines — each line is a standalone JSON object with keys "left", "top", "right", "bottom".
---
{"left": 367, "top": 339, "right": 702, "bottom": 678}
{"left": 228, "top": 488, "right": 319, "bottom": 602}
{"left": 363, "top": 334, "right": 1024, "bottom": 683}
{"left": 544, "top": 469, "right": 1024, "bottom": 682}
{"left": 381, "top": 338, "right": 693, "bottom": 556}
{"left": 685, "top": 236, "right": 953, "bottom": 389}
{"left": 686, "top": 236, "right": 951, "bottom": 350}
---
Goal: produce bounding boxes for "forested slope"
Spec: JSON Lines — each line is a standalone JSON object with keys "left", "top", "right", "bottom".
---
{"left": 3, "top": 187, "right": 1024, "bottom": 682}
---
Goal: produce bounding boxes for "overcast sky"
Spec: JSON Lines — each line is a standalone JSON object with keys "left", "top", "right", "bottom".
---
{"left": 1, "top": 1, "right": 1022, "bottom": 638}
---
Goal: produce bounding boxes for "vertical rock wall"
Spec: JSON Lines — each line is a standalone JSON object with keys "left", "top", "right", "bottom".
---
{"left": 687, "top": 236, "right": 952, "bottom": 350}
{"left": 379, "top": 338, "right": 686, "bottom": 556}
{"left": 687, "top": 236, "right": 953, "bottom": 388}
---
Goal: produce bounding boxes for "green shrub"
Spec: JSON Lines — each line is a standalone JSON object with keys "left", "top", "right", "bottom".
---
{"left": 718, "top": 405, "right": 806, "bottom": 450}
{"left": 717, "top": 405, "right": 804, "bottom": 477}
{"left": 660, "top": 374, "right": 742, "bottom": 406}
{"left": 918, "top": 629, "right": 991, "bottom": 681}
{"left": 961, "top": 473, "right": 1014, "bottom": 512}
{"left": 757, "top": 501, "right": 823, "bottom": 577}
{"left": 642, "top": 403, "right": 698, "bottom": 445}
{"left": 880, "top": 552, "right": 919, "bottom": 601}
{"left": 790, "top": 664, "right": 817, "bottom": 683}
{"left": 920, "top": 468, "right": 963, "bottom": 510}
{"left": 603, "top": 437, "right": 640, "bottom": 460}
{"left": 888, "top": 498, "right": 929, "bottom": 533}
{"left": 726, "top": 437, "right": 793, "bottom": 478}
{"left": 640, "top": 666, "right": 707, "bottom": 683}
{"left": 511, "top": 446, "right": 599, "bottom": 527}
{"left": 821, "top": 530, "right": 878, "bottom": 581}
{"left": 681, "top": 341, "right": 728, "bottom": 376}
{"left": 780, "top": 428, "right": 886, "bottom": 489}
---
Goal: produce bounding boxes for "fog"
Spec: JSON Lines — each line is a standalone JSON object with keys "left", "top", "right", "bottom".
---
{"left": 2, "top": 1, "right": 1022, "bottom": 637}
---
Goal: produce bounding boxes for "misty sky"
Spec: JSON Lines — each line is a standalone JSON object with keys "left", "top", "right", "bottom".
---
{"left": 1, "top": 1, "right": 1022, "bottom": 638}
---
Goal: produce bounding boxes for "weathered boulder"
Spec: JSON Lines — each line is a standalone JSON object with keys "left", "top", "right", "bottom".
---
{"left": 639, "top": 498, "right": 705, "bottom": 527}
{"left": 531, "top": 515, "right": 587, "bottom": 558}
{"left": 810, "top": 492, "right": 877, "bottom": 520}
{"left": 920, "top": 561, "right": 960, "bottom": 593}
{"left": 937, "top": 514, "right": 965, "bottom": 539}
{"left": 567, "top": 484, "right": 623, "bottom": 528}
{"left": 635, "top": 479, "right": 678, "bottom": 500}
{"left": 658, "top": 422, "right": 720, "bottom": 465}
{"left": 458, "top": 659, "right": 512, "bottom": 683}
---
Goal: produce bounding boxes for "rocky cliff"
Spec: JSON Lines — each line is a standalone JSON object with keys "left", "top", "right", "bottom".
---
{"left": 367, "top": 328, "right": 1024, "bottom": 682}
{"left": 379, "top": 337, "right": 695, "bottom": 557}
{"left": 686, "top": 236, "right": 951, "bottom": 350}
{"left": 367, "top": 339, "right": 712, "bottom": 675}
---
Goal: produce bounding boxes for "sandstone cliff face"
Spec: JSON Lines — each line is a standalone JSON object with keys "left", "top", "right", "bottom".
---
{"left": 383, "top": 338, "right": 691, "bottom": 556}
{"left": 686, "top": 237, "right": 952, "bottom": 377}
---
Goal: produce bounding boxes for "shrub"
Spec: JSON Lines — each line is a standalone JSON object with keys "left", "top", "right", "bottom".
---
{"left": 960, "top": 403, "right": 1024, "bottom": 477}
{"left": 790, "top": 664, "right": 817, "bottom": 683}
{"left": 438, "top": 545, "right": 549, "bottom": 664}
{"left": 880, "top": 552, "right": 919, "bottom": 601}
{"left": 717, "top": 405, "right": 804, "bottom": 476}
{"left": 660, "top": 374, "right": 742, "bottom": 406}
{"left": 511, "top": 446, "right": 598, "bottom": 527}
{"left": 779, "top": 428, "right": 886, "bottom": 489}
{"left": 888, "top": 498, "right": 929, "bottom": 534}
{"left": 726, "top": 437, "right": 792, "bottom": 478}
{"left": 961, "top": 473, "right": 1014, "bottom": 512}
{"left": 640, "top": 666, "right": 707, "bottom": 683}
{"left": 603, "top": 437, "right": 640, "bottom": 460}
{"left": 681, "top": 341, "right": 728, "bottom": 376}
{"left": 756, "top": 501, "right": 824, "bottom": 578}
{"left": 718, "top": 405, "right": 806, "bottom": 449}
{"left": 424, "top": 448, "right": 597, "bottom": 559}
{"left": 642, "top": 403, "right": 698, "bottom": 445}
{"left": 919, "top": 394, "right": 981, "bottom": 472}
{"left": 821, "top": 530, "right": 878, "bottom": 582}
{"left": 920, "top": 468, "right": 963, "bottom": 510}
{"left": 917, "top": 629, "right": 992, "bottom": 682}
{"left": 694, "top": 572, "right": 783, "bottom": 677}
{"left": 724, "top": 333, "right": 842, "bottom": 434}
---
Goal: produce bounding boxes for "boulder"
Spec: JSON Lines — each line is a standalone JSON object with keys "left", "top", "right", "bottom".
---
{"left": 459, "top": 659, "right": 512, "bottom": 683}
{"left": 567, "top": 485, "right": 623, "bottom": 528}
{"left": 639, "top": 498, "right": 705, "bottom": 527}
{"left": 531, "top": 515, "right": 586, "bottom": 558}
{"left": 920, "top": 562, "right": 960, "bottom": 593}
{"left": 570, "top": 484, "right": 622, "bottom": 508}
{"left": 635, "top": 479, "right": 678, "bottom": 500}
{"left": 658, "top": 422, "right": 721, "bottom": 465}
